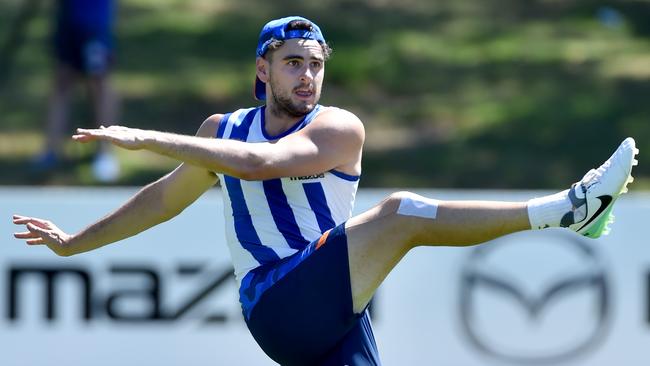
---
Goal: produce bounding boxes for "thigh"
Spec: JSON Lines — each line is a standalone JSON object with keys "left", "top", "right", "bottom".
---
{"left": 344, "top": 191, "right": 528, "bottom": 313}
{"left": 244, "top": 224, "right": 381, "bottom": 365}
{"left": 344, "top": 194, "right": 418, "bottom": 313}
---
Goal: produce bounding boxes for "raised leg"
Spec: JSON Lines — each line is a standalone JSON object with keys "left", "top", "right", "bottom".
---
{"left": 344, "top": 191, "right": 530, "bottom": 313}
{"left": 344, "top": 137, "right": 639, "bottom": 314}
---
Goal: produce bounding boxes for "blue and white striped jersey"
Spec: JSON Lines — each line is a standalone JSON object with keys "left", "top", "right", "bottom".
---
{"left": 215, "top": 105, "right": 360, "bottom": 284}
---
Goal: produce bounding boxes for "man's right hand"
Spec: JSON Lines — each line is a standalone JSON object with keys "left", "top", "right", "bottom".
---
{"left": 73, "top": 125, "right": 150, "bottom": 151}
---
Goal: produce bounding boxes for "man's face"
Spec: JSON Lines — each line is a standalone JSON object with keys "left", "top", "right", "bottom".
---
{"left": 264, "top": 39, "right": 325, "bottom": 117}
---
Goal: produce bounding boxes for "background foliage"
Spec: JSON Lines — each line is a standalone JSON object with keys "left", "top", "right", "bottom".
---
{"left": 0, "top": 0, "right": 648, "bottom": 188}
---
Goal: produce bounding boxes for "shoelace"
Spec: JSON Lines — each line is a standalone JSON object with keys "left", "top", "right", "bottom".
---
{"left": 581, "top": 156, "right": 611, "bottom": 191}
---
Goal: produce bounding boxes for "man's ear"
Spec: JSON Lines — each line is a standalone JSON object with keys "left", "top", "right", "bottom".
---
{"left": 256, "top": 57, "right": 269, "bottom": 83}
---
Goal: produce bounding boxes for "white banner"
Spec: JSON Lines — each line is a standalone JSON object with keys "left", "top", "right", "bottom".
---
{"left": 1, "top": 188, "right": 649, "bottom": 365}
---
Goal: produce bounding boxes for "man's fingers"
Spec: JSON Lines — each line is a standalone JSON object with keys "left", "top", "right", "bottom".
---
{"left": 73, "top": 127, "right": 121, "bottom": 143}
{"left": 26, "top": 238, "right": 45, "bottom": 245}
{"left": 72, "top": 134, "right": 96, "bottom": 142}
{"left": 13, "top": 215, "right": 44, "bottom": 241}
{"left": 13, "top": 216, "right": 35, "bottom": 224}
{"left": 75, "top": 128, "right": 96, "bottom": 135}
{"left": 73, "top": 128, "right": 102, "bottom": 142}
{"left": 76, "top": 126, "right": 120, "bottom": 134}
{"left": 13, "top": 215, "right": 64, "bottom": 248}
{"left": 13, "top": 222, "right": 48, "bottom": 246}
{"left": 12, "top": 214, "right": 32, "bottom": 223}
{"left": 13, "top": 215, "right": 49, "bottom": 227}
{"left": 14, "top": 231, "right": 40, "bottom": 239}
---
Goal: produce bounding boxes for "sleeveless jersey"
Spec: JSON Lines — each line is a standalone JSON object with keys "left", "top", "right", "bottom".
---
{"left": 215, "top": 105, "right": 360, "bottom": 285}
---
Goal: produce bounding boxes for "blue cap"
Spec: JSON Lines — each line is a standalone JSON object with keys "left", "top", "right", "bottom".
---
{"left": 254, "top": 16, "right": 326, "bottom": 101}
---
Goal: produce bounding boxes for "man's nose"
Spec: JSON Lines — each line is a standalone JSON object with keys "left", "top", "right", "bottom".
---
{"left": 299, "top": 66, "right": 314, "bottom": 82}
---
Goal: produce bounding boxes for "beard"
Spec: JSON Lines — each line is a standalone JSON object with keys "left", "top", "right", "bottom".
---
{"left": 268, "top": 73, "right": 318, "bottom": 118}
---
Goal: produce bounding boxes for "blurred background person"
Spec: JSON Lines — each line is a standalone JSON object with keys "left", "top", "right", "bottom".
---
{"left": 32, "top": 0, "right": 120, "bottom": 182}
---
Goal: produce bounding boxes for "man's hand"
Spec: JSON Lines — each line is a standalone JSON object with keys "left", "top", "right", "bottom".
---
{"left": 73, "top": 125, "right": 151, "bottom": 150}
{"left": 13, "top": 215, "right": 73, "bottom": 256}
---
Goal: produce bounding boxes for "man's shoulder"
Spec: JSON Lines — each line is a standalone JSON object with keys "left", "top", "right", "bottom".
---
{"left": 312, "top": 106, "right": 365, "bottom": 136}
{"left": 196, "top": 113, "right": 224, "bottom": 138}
{"left": 198, "top": 106, "right": 261, "bottom": 138}
{"left": 317, "top": 106, "right": 361, "bottom": 122}
{"left": 305, "top": 106, "right": 365, "bottom": 149}
{"left": 313, "top": 106, "right": 364, "bottom": 131}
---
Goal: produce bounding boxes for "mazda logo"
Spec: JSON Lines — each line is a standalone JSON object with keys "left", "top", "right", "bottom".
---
{"left": 459, "top": 230, "right": 610, "bottom": 364}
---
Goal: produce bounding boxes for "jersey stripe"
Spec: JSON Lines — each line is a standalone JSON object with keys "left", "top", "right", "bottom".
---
{"left": 228, "top": 108, "right": 258, "bottom": 140}
{"left": 216, "top": 113, "right": 230, "bottom": 138}
{"left": 263, "top": 179, "right": 310, "bottom": 249}
{"left": 303, "top": 182, "right": 336, "bottom": 233}
{"left": 224, "top": 175, "right": 280, "bottom": 263}
{"left": 329, "top": 169, "right": 360, "bottom": 182}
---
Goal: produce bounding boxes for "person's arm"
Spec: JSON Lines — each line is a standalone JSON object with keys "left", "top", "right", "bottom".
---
{"left": 73, "top": 108, "right": 365, "bottom": 180}
{"left": 13, "top": 117, "right": 221, "bottom": 256}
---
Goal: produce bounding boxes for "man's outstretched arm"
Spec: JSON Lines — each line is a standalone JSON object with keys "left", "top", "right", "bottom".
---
{"left": 13, "top": 117, "right": 221, "bottom": 256}
{"left": 72, "top": 108, "right": 365, "bottom": 180}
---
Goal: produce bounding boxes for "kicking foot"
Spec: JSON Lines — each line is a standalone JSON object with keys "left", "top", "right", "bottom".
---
{"left": 561, "top": 137, "right": 639, "bottom": 238}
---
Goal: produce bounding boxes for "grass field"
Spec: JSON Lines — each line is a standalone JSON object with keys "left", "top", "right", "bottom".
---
{"left": 0, "top": 0, "right": 648, "bottom": 188}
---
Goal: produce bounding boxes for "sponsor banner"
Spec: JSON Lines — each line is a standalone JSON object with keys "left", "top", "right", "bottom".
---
{"left": 1, "top": 188, "right": 649, "bottom": 365}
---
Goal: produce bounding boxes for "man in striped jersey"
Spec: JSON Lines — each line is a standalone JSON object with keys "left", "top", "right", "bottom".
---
{"left": 14, "top": 16, "right": 638, "bottom": 366}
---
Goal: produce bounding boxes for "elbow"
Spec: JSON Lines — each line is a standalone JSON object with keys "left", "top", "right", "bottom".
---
{"left": 238, "top": 165, "right": 274, "bottom": 181}
{"left": 150, "top": 181, "right": 184, "bottom": 222}
{"left": 238, "top": 167, "right": 263, "bottom": 181}
{"left": 158, "top": 209, "right": 180, "bottom": 223}
{"left": 236, "top": 152, "right": 271, "bottom": 181}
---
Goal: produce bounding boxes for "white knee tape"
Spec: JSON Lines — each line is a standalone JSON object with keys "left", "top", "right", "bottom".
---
{"left": 397, "top": 194, "right": 439, "bottom": 219}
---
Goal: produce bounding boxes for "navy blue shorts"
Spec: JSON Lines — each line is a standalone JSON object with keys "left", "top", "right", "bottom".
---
{"left": 241, "top": 224, "right": 381, "bottom": 365}
{"left": 53, "top": 24, "right": 114, "bottom": 76}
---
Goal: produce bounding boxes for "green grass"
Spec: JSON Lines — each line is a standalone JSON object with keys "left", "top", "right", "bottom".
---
{"left": 0, "top": 0, "right": 648, "bottom": 188}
